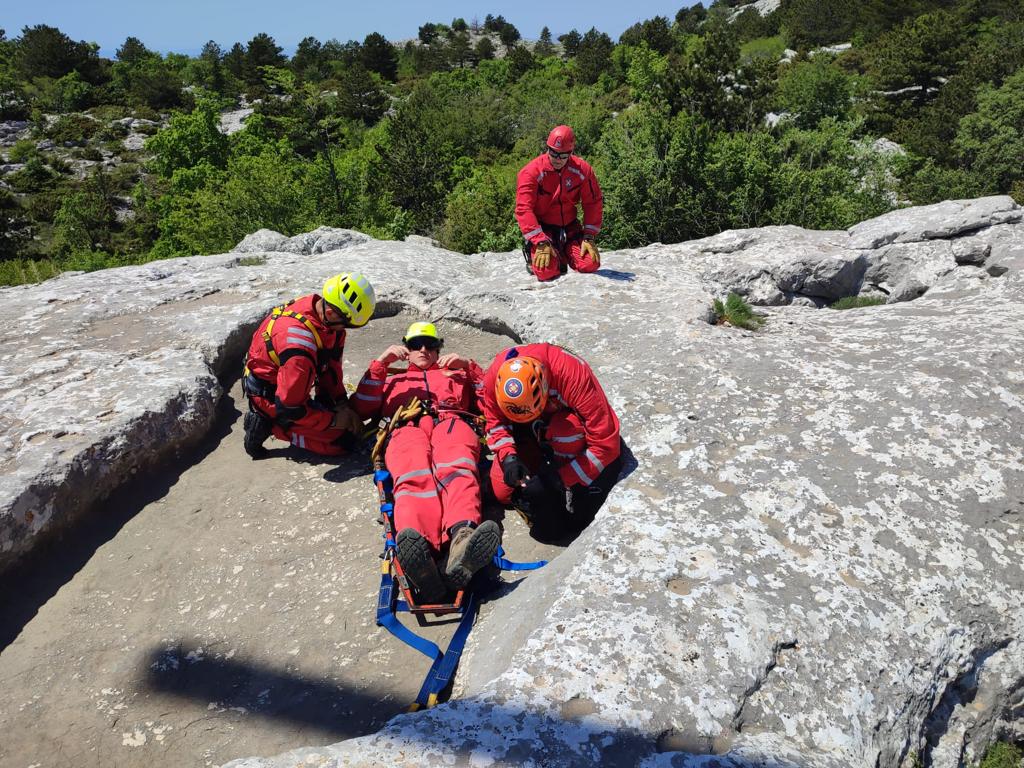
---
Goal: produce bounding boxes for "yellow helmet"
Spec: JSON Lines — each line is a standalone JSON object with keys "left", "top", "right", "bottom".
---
{"left": 403, "top": 321, "right": 443, "bottom": 350}
{"left": 403, "top": 321, "right": 439, "bottom": 342}
{"left": 322, "top": 273, "right": 375, "bottom": 327}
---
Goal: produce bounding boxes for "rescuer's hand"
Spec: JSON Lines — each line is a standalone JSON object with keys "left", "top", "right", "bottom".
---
{"left": 532, "top": 241, "right": 554, "bottom": 270}
{"left": 581, "top": 238, "right": 600, "bottom": 267}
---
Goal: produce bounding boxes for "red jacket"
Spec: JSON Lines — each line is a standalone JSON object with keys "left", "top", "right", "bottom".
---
{"left": 515, "top": 154, "right": 603, "bottom": 245}
{"left": 352, "top": 359, "right": 485, "bottom": 420}
{"left": 482, "top": 343, "right": 620, "bottom": 488}
{"left": 245, "top": 294, "right": 346, "bottom": 431}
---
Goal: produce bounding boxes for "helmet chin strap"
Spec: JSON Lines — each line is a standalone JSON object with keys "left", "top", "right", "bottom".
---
{"left": 319, "top": 298, "right": 349, "bottom": 328}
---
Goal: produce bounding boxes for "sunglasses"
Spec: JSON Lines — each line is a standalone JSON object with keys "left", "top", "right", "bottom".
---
{"left": 406, "top": 337, "right": 442, "bottom": 351}
{"left": 548, "top": 149, "right": 571, "bottom": 160}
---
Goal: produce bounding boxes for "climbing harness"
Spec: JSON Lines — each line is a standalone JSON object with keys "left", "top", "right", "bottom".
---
{"left": 371, "top": 407, "right": 546, "bottom": 710}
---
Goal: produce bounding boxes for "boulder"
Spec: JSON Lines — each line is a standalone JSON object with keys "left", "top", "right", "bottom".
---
{"left": 232, "top": 229, "right": 290, "bottom": 253}
{"left": 2, "top": 197, "right": 1023, "bottom": 768}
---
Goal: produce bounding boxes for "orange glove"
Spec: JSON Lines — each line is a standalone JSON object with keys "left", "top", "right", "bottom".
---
{"left": 532, "top": 241, "right": 554, "bottom": 270}
{"left": 582, "top": 238, "right": 600, "bottom": 267}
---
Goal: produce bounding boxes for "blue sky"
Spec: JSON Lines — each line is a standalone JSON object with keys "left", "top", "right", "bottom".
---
{"left": 3, "top": 0, "right": 696, "bottom": 57}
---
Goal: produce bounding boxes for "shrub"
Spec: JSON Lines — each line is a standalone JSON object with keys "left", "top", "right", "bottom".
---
{"left": 828, "top": 295, "right": 886, "bottom": 309}
{"left": 45, "top": 113, "right": 100, "bottom": 145}
{"left": 8, "top": 139, "right": 38, "bottom": 163}
{"left": 713, "top": 293, "right": 765, "bottom": 329}
{"left": 976, "top": 742, "right": 1023, "bottom": 768}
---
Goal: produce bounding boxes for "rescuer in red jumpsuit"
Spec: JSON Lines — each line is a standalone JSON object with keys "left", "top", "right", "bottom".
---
{"left": 353, "top": 322, "right": 501, "bottom": 601}
{"left": 482, "top": 343, "right": 623, "bottom": 541}
{"left": 241, "top": 273, "right": 374, "bottom": 458}
{"left": 515, "top": 124, "right": 603, "bottom": 282}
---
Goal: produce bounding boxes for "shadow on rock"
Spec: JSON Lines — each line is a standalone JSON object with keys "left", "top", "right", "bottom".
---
{"left": 143, "top": 640, "right": 401, "bottom": 739}
{"left": 0, "top": 394, "right": 241, "bottom": 653}
{"left": 155, "top": 643, "right": 806, "bottom": 768}
{"left": 595, "top": 268, "right": 636, "bottom": 282}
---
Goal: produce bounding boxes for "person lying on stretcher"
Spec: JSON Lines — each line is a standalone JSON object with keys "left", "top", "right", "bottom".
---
{"left": 353, "top": 322, "right": 501, "bottom": 602}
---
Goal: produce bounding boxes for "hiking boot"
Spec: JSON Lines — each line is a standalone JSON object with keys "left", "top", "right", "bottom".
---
{"left": 395, "top": 528, "right": 446, "bottom": 603}
{"left": 243, "top": 411, "right": 273, "bottom": 459}
{"left": 444, "top": 520, "right": 501, "bottom": 590}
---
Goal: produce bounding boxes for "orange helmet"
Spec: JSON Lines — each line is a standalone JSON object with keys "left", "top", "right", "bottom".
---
{"left": 495, "top": 356, "right": 548, "bottom": 423}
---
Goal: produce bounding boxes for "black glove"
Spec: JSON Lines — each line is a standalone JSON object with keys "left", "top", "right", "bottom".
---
{"left": 537, "top": 462, "right": 564, "bottom": 492}
{"left": 516, "top": 474, "right": 549, "bottom": 512}
{"left": 501, "top": 455, "right": 529, "bottom": 488}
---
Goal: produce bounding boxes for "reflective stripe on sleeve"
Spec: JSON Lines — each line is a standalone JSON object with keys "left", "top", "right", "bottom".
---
{"left": 585, "top": 448, "right": 605, "bottom": 473}
{"left": 488, "top": 437, "right": 515, "bottom": 450}
{"left": 524, "top": 227, "right": 544, "bottom": 239}
{"left": 569, "top": 459, "right": 594, "bottom": 486}
{"left": 285, "top": 335, "right": 319, "bottom": 353}
{"left": 550, "top": 434, "right": 584, "bottom": 443}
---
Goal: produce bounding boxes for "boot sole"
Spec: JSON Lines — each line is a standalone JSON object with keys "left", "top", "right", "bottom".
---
{"left": 446, "top": 522, "right": 501, "bottom": 589}
{"left": 396, "top": 530, "right": 446, "bottom": 602}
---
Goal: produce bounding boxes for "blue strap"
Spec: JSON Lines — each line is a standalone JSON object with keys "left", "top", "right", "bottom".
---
{"left": 414, "top": 591, "right": 478, "bottom": 707}
{"left": 492, "top": 545, "right": 547, "bottom": 571}
{"left": 375, "top": 567, "right": 442, "bottom": 662}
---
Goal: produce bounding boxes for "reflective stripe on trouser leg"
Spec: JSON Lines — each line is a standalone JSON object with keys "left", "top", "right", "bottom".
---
{"left": 432, "top": 418, "right": 482, "bottom": 541}
{"left": 385, "top": 423, "right": 443, "bottom": 550}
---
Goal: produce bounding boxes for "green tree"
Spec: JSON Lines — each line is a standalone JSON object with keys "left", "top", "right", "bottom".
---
{"left": 475, "top": 37, "right": 496, "bottom": 61}
{"left": 499, "top": 23, "right": 521, "bottom": 53}
{"left": 244, "top": 33, "right": 285, "bottom": 86}
{"left": 955, "top": 66, "right": 1024, "bottom": 194}
{"left": 782, "top": 0, "right": 860, "bottom": 49}
{"left": 224, "top": 42, "right": 246, "bottom": 80}
{"left": 15, "top": 24, "right": 100, "bottom": 81}
{"left": 449, "top": 32, "right": 472, "bottom": 68}
{"left": 575, "top": 28, "right": 614, "bottom": 84}
{"left": 776, "top": 57, "right": 854, "bottom": 128}
{"left": 676, "top": 3, "right": 707, "bottom": 35}
{"left": 115, "top": 36, "right": 152, "bottom": 63}
{"left": 419, "top": 23, "right": 439, "bottom": 45}
{"left": 146, "top": 100, "right": 230, "bottom": 179}
{"left": 292, "top": 36, "right": 326, "bottom": 81}
{"left": 437, "top": 163, "right": 519, "bottom": 253}
{"left": 620, "top": 16, "right": 674, "bottom": 54}
{"left": 336, "top": 63, "right": 388, "bottom": 124}
{"left": 112, "top": 55, "right": 185, "bottom": 109}
{"left": 559, "top": 30, "right": 582, "bottom": 58}
{"left": 361, "top": 32, "right": 398, "bottom": 81}
{"left": 508, "top": 46, "right": 535, "bottom": 81}
{"left": 595, "top": 107, "right": 715, "bottom": 246}
{"left": 452, "top": 18, "right": 468, "bottom": 33}
{"left": 670, "top": 17, "right": 740, "bottom": 127}
{"left": 535, "top": 27, "right": 555, "bottom": 57}
{"left": 52, "top": 172, "right": 118, "bottom": 256}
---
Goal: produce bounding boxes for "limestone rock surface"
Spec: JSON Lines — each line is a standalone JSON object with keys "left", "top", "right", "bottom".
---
{"left": 2, "top": 197, "right": 1023, "bottom": 768}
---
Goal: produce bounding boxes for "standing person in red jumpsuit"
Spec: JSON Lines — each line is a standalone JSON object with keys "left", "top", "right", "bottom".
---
{"left": 241, "top": 272, "right": 374, "bottom": 458}
{"left": 515, "top": 124, "right": 604, "bottom": 282}
{"left": 353, "top": 322, "right": 501, "bottom": 601}
{"left": 482, "top": 344, "right": 623, "bottom": 541}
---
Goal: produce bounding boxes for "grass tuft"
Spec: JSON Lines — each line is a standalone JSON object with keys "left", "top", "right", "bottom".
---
{"left": 713, "top": 293, "right": 765, "bottom": 330}
{"left": 829, "top": 295, "right": 887, "bottom": 310}
{"left": 236, "top": 255, "right": 266, "bottom": 267}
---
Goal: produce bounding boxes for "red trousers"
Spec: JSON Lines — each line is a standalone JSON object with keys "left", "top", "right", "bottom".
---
{"left": 385, "top": 414, "right": 482, "bottom": 551}
{"left": 489, "top": 411, "right": 586, "bottom": 504}
{"left": 528, "top": 239, "right": 600, "bottom": 282}
{"left": 251, "top": 394, "right": 352, "bottom": 456}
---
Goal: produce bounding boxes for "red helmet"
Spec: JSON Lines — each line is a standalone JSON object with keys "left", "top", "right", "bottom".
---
{"left": 546, "top": 125, "right": 575, "bottom": 153}
{"left": 495, "top": 356, "right": 548, "bottom": 423}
